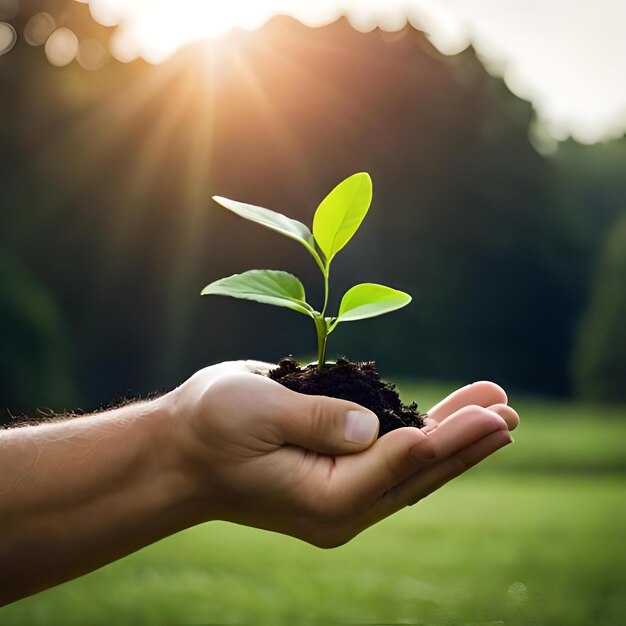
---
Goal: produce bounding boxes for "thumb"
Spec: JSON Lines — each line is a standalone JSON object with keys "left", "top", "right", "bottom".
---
{"left": 276, "top": 390, "right": 380, "bottom": 455}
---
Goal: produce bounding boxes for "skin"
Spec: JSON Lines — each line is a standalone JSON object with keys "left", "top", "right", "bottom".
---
{"left": 0, "top": 361, "right": 519, "bottom": 606}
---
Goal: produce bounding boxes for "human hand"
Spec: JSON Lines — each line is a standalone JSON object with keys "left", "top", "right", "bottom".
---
{"left": 166, "top": 361, "right": 519, "bottom": 547}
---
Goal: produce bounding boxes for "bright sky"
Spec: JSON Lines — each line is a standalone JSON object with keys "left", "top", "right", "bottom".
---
{"left": 81, "top": 0, "right": 626, "bottom": 144}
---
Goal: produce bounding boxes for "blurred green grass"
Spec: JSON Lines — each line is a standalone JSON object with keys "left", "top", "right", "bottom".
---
{"left": 399, "top": 381, "right": 626, "bottom": 474}
{"left": 3, "top": 384, "right": 625, "bottom": 625}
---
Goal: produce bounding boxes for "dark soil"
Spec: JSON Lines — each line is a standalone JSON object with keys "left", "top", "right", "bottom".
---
{"left": 268, "top": 356, "right": 426, "bottom": 437}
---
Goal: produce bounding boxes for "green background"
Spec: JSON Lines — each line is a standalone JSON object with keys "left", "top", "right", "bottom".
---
{"left": 2, "top": 2, "right": 626, "bottom": 417}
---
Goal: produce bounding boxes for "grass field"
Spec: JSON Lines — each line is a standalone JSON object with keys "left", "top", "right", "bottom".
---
{"left": 3, "top": 384, "right": 625, "bottom": 625}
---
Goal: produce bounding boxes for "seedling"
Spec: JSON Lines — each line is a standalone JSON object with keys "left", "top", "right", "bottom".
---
{"left": 202, "top": 173, "right": 411, "bottom": 372}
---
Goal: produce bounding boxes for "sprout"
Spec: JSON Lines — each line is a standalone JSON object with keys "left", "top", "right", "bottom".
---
{"left": 202, "top": 173, "right": 411, "bottom": 371}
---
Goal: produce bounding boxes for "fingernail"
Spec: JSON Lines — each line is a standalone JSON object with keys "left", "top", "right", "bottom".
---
{"left": 345, "top": 410, "right": 379, "bottom": 444}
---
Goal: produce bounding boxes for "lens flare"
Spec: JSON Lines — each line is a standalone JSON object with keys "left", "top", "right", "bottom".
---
{"left": 0, "top": 21, "right": 16, "bottom": 56}
{"left": 45, "top": 28, "right": 79, "bottom": 67}
{"left": 24, "top": 13, "right": 56, "bottom": 46}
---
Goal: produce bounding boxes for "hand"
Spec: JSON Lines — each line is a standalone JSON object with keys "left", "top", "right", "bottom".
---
{"left": 0, "top": 361, "right": 519, "bottom": 604}
{"left": 167, "top": 361, "right": 519, "bottom": 548}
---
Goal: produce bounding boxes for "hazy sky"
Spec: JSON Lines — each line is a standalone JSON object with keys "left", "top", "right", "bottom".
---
{"left": 83, "top": 0, "right": 626, "bottom": 144}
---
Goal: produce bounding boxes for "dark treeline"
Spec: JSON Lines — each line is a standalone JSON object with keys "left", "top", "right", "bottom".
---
{"left": 1, "top": 2, "right": 625, "bottom": 420}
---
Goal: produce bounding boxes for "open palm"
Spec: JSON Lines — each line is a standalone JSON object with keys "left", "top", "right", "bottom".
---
{"left": 174, "top": 361, "right": 519, "bottom": 547}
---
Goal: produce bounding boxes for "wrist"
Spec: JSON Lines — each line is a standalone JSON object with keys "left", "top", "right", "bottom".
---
{"left": 151, "top": 386, "right": 222, "bottom": 526}
{"left": 138, "top": 393, "right": 205, "bottom": 530}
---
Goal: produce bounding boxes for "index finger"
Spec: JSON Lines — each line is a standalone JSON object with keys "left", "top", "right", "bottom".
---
{"left": 361, "top": 427, "right": 513, "bottom": 528}
{"left": 331, "top": 405, "right": 509, "bottom": 506}
{"left": 427, "top": 381, "right": 508, "bottom": 423}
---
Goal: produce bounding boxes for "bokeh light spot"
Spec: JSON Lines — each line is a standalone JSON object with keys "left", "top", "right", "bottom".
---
{"left": 88, "top": 0, "right": 123, "bottom": 28}
{"left": 45, "top": 27, "right": 79, "bottom": 67}
{"left": 108, "top": 31, "right": 139, "bottom": 64}
{"left": 0, "top": 21, "right": 16, "bottom": 56}
{"left": 77, "top": 38, "right": 108, "bottom": 70}
{"left": 24, "top": 12, "right": 56, "bottom": 47}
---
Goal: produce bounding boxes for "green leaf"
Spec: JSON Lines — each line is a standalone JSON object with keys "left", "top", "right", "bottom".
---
{"left": 212, "top": 196, "right": 323, "bottom": 269}
{"left": 312, "top": 172, "right": 372, "bottom": 265}
{"left": 333, "top": 283, "right": 412, "bottom": 326}
{"left": 201, "top": 270, "right": 315, "bottom": 317}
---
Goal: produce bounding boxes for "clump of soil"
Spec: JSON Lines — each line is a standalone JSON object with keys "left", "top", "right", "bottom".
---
{"left": 269, "top": 356, "right": 426, "bottom": 437}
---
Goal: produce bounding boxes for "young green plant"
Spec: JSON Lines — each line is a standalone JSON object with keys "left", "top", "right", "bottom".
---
{"left": 202, "top": 172, "right": 411, "bottom": 372}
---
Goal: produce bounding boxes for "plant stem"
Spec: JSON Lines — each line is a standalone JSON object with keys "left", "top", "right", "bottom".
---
{"left": 320, "top": 269, "right": 330, "bottom": 318}
{"left": 315, "top": 316, "right": 328, "bottom": 373}
{"left": 317, "top": 329, "right": 328, "bottom": 373}
{"left": 316, "top": 268, "right": 330, "bottom": 372}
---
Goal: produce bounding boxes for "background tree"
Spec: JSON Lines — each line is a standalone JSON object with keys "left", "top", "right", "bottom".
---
{"left": 574, "top": 213, "right": 626, "bottom": 402}
{"left": 1, "top": 3, "right": 625, "bottom": 421}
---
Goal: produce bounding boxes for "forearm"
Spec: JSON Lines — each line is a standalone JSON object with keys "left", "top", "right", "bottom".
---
{"left": 0, "top": 397, "right": 194, "bottom": 605}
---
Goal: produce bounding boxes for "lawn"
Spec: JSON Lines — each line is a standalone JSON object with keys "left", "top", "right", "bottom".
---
{"left": 3, "top": 385, "right": 625, "bottom": 625}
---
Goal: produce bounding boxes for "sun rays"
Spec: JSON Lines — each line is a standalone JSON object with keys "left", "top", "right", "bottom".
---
{"left": 84, "top": 0, "right": 331, "bottom": 63}
{"left": 36, "top": 29, "right": 316, "bottom": 376}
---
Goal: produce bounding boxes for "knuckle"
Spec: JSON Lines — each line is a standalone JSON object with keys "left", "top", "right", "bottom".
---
{"left": 199, "top": 373, "right": 244, "bottom": 413}
{"left": 206, "top": 371, "right": 249, "bottom": 396}
{"left": 307, "top": 397, "right": 327, "bottom": 434}
{"left": 305, "top": 396, "right": 340, "bottom": 440}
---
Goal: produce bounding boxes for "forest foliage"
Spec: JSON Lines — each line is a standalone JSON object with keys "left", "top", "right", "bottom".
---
{"left": 1, "top": 2, "right": 624, "bottom": 417}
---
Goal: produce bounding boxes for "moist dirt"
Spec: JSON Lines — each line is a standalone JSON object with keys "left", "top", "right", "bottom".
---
{"left": 269, "top": 356, "right": 426, "bottom": 437}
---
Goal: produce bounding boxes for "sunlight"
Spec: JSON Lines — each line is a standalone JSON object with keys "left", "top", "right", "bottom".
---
{"left": 78, "top": 0, "right": 626, "bottom": 144}
{"left": 84, "top": 0, "right": 336, "bottom": 63}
